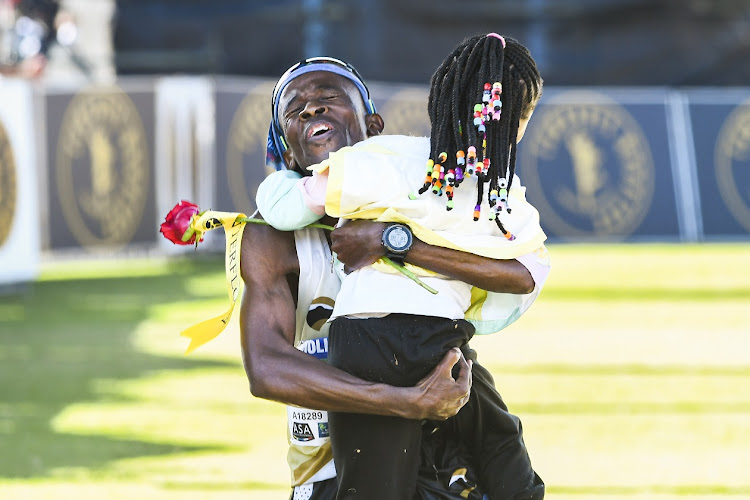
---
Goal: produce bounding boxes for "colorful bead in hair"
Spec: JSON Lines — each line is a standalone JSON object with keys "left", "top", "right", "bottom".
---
{"left": 498, "top": 187, "right": 508, "bottom": 204}
{"left": 499, "top": 176, "right": 511, "bottom": 212}
{"left": 445, "top": 184, "right": 454, "bottom": 211}
{"left": 456, "top": 150, "right": 465, "bottom": 165}
{"left": 429, "top": 152, "right": 447, "bottom": 196}
{"left": 445, "top": 163, "right": 458, "bottom": 211}
{"left": 492, "top": 82, "right": 503, "bottom": 120}
{"left": 482, "top": 83, "right": 492, "bottom": 104}
{"left": 467, "top": 146, "right": 476, "bottom": 176}
{"left": 416, "top": 158, "right": 435, "bottom": 195}
{"left": 455, "top": 151, "right": 466, "bottom": 185}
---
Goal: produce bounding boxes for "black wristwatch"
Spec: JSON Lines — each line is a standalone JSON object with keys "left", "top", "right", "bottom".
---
{"left": 381, "top": 223, "right": 413, "bottom": 265}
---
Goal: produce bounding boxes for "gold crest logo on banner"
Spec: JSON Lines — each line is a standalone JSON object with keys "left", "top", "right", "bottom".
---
{"left": 521, "top": 91, "right": 655, "bottom": 239}
{"left": 226, "top": 82, "right": 275, "bottom": 212}
{"left": 377, "top": 88, "right": 430, "bottom": 137}
{"left": 55, "top": 87, "right": 149, "bottom": 248}
{"left": 715, "top": 99, "right": 750, "bottom": 232}
{"left": 0, "top": 120, "right": 17, "bottom": 247}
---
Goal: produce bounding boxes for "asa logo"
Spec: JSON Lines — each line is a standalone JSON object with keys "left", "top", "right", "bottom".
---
{"left": 715, "top": 99, "right": 750, "bottom": 232}
{"left": 0, "top": 120, "right": 16, "bottom": 247}
{"left": 521, "top": 91, "right": 655, "bottom": 239}
{"left": 55, "top": 87, "right": 149, "bottom": 248}
{"left": 306, "top": 296, "right": 335, "bottom": 331}
{"left": 292, "top": 422, "right": 315, "bottom": 442}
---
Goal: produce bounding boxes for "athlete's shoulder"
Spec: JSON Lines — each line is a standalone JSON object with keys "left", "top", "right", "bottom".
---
{"left": 240, "top": 219, "right": 298, "bottom": 282}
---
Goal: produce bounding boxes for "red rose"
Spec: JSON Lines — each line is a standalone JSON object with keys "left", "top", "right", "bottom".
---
{"left": 160, "top": 200, "right": 202, "bottom": 245}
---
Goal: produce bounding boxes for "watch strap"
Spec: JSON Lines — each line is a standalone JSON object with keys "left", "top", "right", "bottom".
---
{"left": 385, "top": 251, "right": 406, "bottom": 266}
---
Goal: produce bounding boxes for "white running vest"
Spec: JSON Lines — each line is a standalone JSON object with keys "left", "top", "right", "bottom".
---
{"left": 286, "top": 227, "right": 341, "bottom": 486}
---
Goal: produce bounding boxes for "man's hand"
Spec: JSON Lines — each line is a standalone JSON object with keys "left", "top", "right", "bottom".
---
{"left": 330, "top": 220, "right": 387, "bottom": 272}
{"left": 409, "top": 348, "right": 473, "bottom": 420}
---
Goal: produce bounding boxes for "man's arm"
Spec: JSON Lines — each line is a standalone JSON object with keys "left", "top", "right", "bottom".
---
{"left": 239, "top": 223, "right": 472, "bottom": 420}
{"left": 330, "top": 220, "right": 535, "bottom": 294}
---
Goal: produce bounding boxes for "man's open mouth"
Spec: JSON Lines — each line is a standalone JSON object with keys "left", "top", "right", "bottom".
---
{"left": 307, "top": 122, "right": 333, "bottom": 140}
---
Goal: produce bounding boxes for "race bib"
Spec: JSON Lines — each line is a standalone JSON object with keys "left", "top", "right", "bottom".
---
{"left": 287, "top": 406, "right": 330, "bottom": 447}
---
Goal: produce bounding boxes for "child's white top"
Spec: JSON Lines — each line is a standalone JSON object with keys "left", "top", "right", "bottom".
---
{"left": 314, "top": 135, "right": 550, "bottom": 333}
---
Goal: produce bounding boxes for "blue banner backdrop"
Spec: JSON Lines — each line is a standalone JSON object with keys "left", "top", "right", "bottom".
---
{"left": 214, "top": 78, "right": 274, "bottom": 216}
{"left": 687, "top": 90, "right": 750, "bottom": 239}
{"left": 45, "top": 82, "right": 156, "bottom": 251}
{"left": 518, "top": 89, "right": 680, "bottom": 242}
{"left": 36, "top": 78, "right": 750, "bottom": 252}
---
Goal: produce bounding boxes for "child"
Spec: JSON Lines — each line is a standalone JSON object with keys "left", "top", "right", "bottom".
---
{"left": 258, "top": 35, "right": 548, "bottom": 500}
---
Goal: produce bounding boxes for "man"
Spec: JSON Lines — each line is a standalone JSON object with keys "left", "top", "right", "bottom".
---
{"left": 238, "top": 57, "right": 545, "bottom": 499}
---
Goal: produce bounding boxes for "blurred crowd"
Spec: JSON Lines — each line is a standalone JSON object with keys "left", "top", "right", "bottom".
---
{"left": 0, "top": 0, "right": 76, "bottom": 79}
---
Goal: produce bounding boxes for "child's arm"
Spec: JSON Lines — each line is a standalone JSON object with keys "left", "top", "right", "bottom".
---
{"left": 255, "top": 170, "right": 327, "bottom": 231}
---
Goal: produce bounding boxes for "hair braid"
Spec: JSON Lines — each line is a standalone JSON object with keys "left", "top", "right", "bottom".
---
{"left": 451, "top": 44, "right": 473, "bottom": 155}
{"left": 463, "top": 40, "right": 485, "bottom": 152}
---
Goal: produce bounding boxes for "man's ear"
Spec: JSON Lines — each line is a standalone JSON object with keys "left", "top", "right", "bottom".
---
{"left": 365, "top": 113, "right": 385, "bottom": 137}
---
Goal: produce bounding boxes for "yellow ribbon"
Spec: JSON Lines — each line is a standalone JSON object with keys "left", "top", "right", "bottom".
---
{"left": 180, "top": 210, "right": 246, "bottom": 354}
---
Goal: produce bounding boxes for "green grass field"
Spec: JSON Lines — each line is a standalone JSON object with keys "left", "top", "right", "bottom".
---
{"left": 1, "top": 243, "right": 749, "bottom": 499}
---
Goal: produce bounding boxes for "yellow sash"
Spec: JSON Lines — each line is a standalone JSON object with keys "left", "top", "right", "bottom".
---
{"left": 180, "top": 210, "right": 246, "bottom": 354}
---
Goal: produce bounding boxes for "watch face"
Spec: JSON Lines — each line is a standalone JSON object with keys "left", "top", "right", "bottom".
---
{"left": 387, "top": 226, "right": 410, "bottom": 251}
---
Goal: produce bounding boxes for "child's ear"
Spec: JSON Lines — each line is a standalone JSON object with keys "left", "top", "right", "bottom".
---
{"left": 516, "top": 109, "right": 534, "bottom": 143}
{"left": 365, "top": 113, "right": 385, "bottom": 137}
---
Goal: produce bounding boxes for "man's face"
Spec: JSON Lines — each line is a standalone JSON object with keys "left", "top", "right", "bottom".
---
{"left": 278, "top": 71, "right": 369, "bottom": 171}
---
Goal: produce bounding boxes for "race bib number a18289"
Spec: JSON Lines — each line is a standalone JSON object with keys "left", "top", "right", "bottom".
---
{"left": 287, "top": 406, "right": 329, "bottom": 446}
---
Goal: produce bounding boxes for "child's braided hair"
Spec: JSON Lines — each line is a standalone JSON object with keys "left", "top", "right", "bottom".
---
{"left": 416, "top": 33, "right": 542, "bottom": 239}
